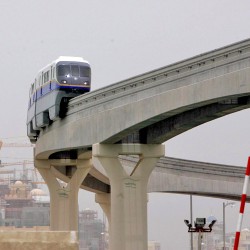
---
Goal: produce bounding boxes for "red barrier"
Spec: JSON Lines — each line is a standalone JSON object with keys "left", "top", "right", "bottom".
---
{"left": 234, "top": 157, "right": 250, "bottom": 250}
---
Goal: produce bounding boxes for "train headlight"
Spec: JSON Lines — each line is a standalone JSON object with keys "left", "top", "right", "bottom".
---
{"left": 61, "top": 80, "right": 67, "bottom": 84}
{"left": 84, "top": 82, "right": 88, "bottom": 85}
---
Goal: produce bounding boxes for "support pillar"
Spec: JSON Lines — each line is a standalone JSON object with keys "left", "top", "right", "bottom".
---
{"left": 95, "top": 193, "right": 111, "bottom": 227}
{"left": 92, "top": 143, "right": 165, "bottom": 250}
{"left": 95, "top": 193, "right": 111, "bottom": 250}
{"left": 35, "top": 159, "right": 92, "bottom": 231}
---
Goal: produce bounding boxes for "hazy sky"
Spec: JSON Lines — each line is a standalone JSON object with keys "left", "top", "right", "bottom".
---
{"left": 1, "top": 1, "right": 250, "bottom": 249}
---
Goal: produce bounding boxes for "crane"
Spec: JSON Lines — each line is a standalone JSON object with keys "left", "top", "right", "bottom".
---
{"left": 0, "top": 139, "right": 44, "bottom": 185}
{"left": 0, "top": 138, "right": 34, "bottom": 176}
{"left": 0, "top": 160, "right": 34, "bottom": 168}
{"left": 0, "top": 161, "right": 45, "bottom": 185}
{"left": 0, "top": 160, "right": 35, "bottom": 182}
{"left": 0, "top": 140, "right": 34, "bottom": 149}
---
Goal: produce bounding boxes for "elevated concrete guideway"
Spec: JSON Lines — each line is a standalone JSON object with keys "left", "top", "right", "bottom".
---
{"left": 121, "top": 156, "right": 249, "bottom": 201}
{"left": 44, "top": 155, "right": 249, "bottom": 200}
{"left": 33, "top": 39, "right": 250, "bottom": 250}
{"left": 36, "top": 38, "right": 250, "bottom": 158}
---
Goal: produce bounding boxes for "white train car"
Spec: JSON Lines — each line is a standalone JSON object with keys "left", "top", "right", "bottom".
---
{"left": 27, "top": 56, "right": 91, "bottom": 142}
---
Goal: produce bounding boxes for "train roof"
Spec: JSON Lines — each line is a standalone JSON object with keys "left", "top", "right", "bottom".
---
{"left": 54, "top": 56, "right": 89, "bottom": 64}
{"left": 37, "top": 56, "right": 90, "bottom": 74}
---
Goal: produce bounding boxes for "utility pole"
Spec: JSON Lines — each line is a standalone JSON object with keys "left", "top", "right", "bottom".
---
{"left": 223, "top": 201, "right": 235, "bottom": 250}
{"left": 190, "top": 195, "right": 193, "bottom": 250}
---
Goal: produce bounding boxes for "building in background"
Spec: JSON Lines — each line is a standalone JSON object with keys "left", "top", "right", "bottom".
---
{"left": 78, "top": 209, "right": 108, "bottom": 250}
{"left": 148, "top": 241, "right": 161, "bottom": 250}
{"left": 226, "top": 229, "right": 250, "bottom": 250}
{"left": 191, "top": 215, "right": 250, "bottom": 250}
{"left": 0, "top": 179, "right": 50, "bottom": 228}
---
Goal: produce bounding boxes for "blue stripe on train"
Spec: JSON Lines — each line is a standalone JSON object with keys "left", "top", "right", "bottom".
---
{"left": 28, "top": 82, "right": 90, "bottom": 108}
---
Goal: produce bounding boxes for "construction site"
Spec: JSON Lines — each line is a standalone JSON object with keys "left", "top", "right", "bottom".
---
{"left": 0, "top": 139, "right": 50, "bottom": 229}
{"left": 0, "top": 138, "right": 108, "bottom": 250}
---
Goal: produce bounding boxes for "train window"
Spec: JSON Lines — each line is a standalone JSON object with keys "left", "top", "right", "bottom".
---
{"left": 31, "top": 83, "right": 34, "bottom": 93}
{"left": 44, "top": 71, "right": 49, "bottom": 83}
{"left": 50, "top": 67, "right": 53, "bottom": 79}
{"left": 57, "top": 65, "right": 70, "bottom": 76}
{"left": 71, "top": 65, "right": 79, "bottom": 77}
{"left": 80, "top": 66, "right": 90, "bottom": 77}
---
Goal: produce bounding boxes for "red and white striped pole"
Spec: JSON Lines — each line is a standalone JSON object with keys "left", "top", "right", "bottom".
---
{"left": 234, "top": 157, "right": 250, "bottom": 250}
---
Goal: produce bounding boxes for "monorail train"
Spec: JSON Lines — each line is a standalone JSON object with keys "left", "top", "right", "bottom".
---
{"left": 27, "top": 56, "right": 91, "bottom": 142}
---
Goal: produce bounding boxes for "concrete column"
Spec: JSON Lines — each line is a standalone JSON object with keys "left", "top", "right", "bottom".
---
{"left": 95, "top": 193, "right": 111, "bottom": 227}
{"left": 35, "top": 159, "right": 92, "bottom": 231}
{"left": 92, "top": 143, "right": 165, "bottom": 250}
{"left": 95, "top": 193, "right": 111, "bottom": 250}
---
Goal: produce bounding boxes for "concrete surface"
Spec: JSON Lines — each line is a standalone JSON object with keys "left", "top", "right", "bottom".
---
{"left": 0, "top": 231, "right": 78, "bottom": 250}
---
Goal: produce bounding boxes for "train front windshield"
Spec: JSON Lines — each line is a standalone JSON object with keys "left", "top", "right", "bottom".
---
{"left": 57, "top": 63, "right": 91, "bottom": 85}
{"left": 58, "top": 65, "right": 71, "bottom": 77}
